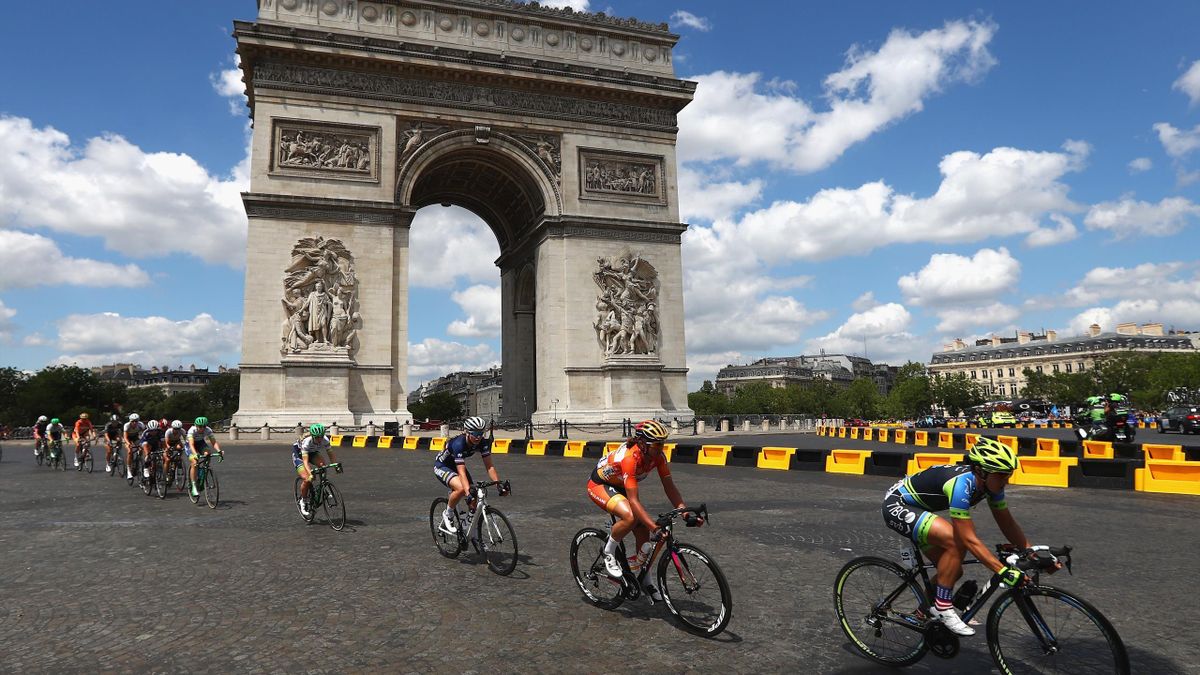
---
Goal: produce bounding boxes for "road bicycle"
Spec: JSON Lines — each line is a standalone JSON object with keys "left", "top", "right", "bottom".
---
{"left": 834, "top": 543, "right": 1129, "bottom": 673}
{"left": 570, "top": 504, "right": 732, "bottom": 637}
{"left": 186, "top": 451, "right": 222, "bottom": 509}
{"left": 164, "top": 445, "right": 185, "bottom": 492}
{"left": 294, "top": 463, "right": 346, "bottom": 531}
{"left": 105, "top": 438, "right": 124, "bottom": 478}
{"left": 429, "top": 480, "right": 518, "bottom": 575}
{"left": 35, "top": 437, "right": 47, "bottom": 466}
{"left": 75, "top": 437, "right": 94, "bottom": 473}
{"left": 47, "top": 438, "right": 67, "bottom": 471}
{"left": 125, "top": 440, "right": 142, "bottom": 486}
{"left": 141, "top": 448, "right": 163, "bottom": 497}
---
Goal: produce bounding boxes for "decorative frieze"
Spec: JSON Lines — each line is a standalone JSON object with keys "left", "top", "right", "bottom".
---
{"left": 593, "top": 252, "right": 660, "bottom": 358}
{"left": 579, "top": 148, "right": 666, "bottom": 205}
{"left": 280, "top": 237, "right": 362, "bottom": 358}
{"left": 271, "top": 119, "right": 381, "bottom": 183}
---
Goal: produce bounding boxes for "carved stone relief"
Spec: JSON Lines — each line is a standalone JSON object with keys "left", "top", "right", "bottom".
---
{"left": 593, "top": 252, "right": 660, "bottom": 358}
{"left": 280, "top": 237, "right": 361, "bottom": 358}
{"left": 271, "top": 120, "right": 380, "bottom": 183}
{"left": 397, "top": 117, "right": 562, "bottom": 185}
{"left": 579, "top": 149, "right": 665, "bottom": 205}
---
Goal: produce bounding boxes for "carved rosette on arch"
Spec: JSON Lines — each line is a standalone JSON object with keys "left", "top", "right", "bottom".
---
{"left": 593, "top": 252, "right": 660, "bottom": 358}
{"left": 280, "top": 237, "right": 362, "bottom": 360}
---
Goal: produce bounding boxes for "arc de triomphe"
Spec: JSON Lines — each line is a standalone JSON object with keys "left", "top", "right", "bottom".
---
{"left": 232, "top": 0, "right": 695, "bottom": 425}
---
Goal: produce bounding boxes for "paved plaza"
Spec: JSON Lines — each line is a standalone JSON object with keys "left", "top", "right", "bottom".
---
{"left": 1, "top": 441, "right": 1196, "bottom": 673}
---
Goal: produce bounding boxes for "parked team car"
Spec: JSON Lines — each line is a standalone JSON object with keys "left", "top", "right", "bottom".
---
{"left": 976, "top": 410, "right": 1017, "bottom": 428}
{"left": 914, "top": 415, "right": 947, "bottom": 428}
{"left": 1158, "top": 406, "right": 1200, "bottom": 434}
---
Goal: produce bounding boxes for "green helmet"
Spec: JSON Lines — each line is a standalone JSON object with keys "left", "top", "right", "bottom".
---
{"left": 1086, "top": 396, "right": 1103, "bottom": 406}
{"left": 309, "top": 423, "right": 326, "bottom": 438}
{"left": 1109, "top": 393, "right": 1127, "bottom": 402}
{"left": 194, "top": 416, "right": 208, "bottom": 426}
{"left": 50, "top": 417, "right": 60, "bottom": 424}
{"left": 968, "top": 437, "right": 1018, "bottom": 474}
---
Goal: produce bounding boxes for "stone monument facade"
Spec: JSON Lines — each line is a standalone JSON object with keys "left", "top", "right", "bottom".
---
{"left": 232, "top": 0, "right": 696, "bottom": 425}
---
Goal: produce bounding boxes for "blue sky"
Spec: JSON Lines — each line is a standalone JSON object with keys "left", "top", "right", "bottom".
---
{"left": 2, "top": 1, "right": 1199, "bottom": 389}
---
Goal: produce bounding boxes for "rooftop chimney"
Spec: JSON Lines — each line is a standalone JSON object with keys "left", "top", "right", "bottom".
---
{"left": 954, "top": 338, "right": 966, "bottom": 350}
{"left": 1046, "top": 330, "right": 1057, "bottom": 342}
{"left": 1088, "top": 323, "right": 1102, "bottom": 337}
{"left": 1018, "top": 331, "right": 1031, "bottom": 344}
{"left": 1141, "top": 323, "right": 1164, "bottom": 337}
{"left": 991, "top": 335, "right": 1001, "bottom": 346}
{"left": 1116, "top": 322, "right": 1137, "bottom": 336}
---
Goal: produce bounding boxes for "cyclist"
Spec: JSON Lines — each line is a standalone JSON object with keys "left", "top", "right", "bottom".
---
{"left": 139, "top": 420, "right": 165, "bottom": 483}
{"left": 163, "top": 420, "right": 186, "bottom": 485}
{"left": 73, "top": 412, "right": 95, "bottom": 468}
{"left": 433, "top": 416, "right": 507, "bottom": 535}
{"left": 586, "top": 419, "right": 699, "bottom": 599}
{"left": 293, "top": 423, "right": 341, "bottom": 517}
{"left": 102, "top": 414, "right": 123, "bottom": 473}
{"left": 122, "top": 414, "right": 145, "bottom": 480}
{"left": 46, "top": 417, "right": 67, "bottom": 460}
{"left": 882, "top": 437, "right": 1030, "bottom": 637}
{"left": 33, "top": 415, "right": 49, "bottom": 458}
{"left": 186, "top": 416, "right": 222, "bottom": 498}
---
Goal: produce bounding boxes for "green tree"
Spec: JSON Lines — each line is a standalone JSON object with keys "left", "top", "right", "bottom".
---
{"left": 687, "top": 385, "right": 728, "bottom": 416}
{"left": 410, "top": 391, "right": 463, "bottom": 422}
{"left": 729, "top": 382, "right": 781, "bottom": 414}
{"left": 883, "top": 362, "right": 932, "bottom": 419}
{"left": 1090, "top": 353, "right": 1151, "bottom": 398}
{"left": 0, "top": 367, "right": 29, "bottom": 426}
{"left": 932, "top": 372, "right": 986, "bottom": 416}
{"left": 839, "top": 378, "right": 880, "bottom": 419}
{"left": 18, "top": 366, "right": 105, "bottom": 422}
{"left": 201, "top": 372, "right": 241, "bottom": 421}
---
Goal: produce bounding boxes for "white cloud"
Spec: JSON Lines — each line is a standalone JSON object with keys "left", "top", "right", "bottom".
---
{"left": 0, "top": 299, "right": 15, "bottom": 342}
{"left": 51, "top": 313, "right": 241, "bottom": 368}
{"left": 686, "top": 350, "right": 747, "bottom": 389}
{"left": 540, "top": 0, "right": 589, "bottom": 10}
{"left": 1128, "top": 157, "right": 1153, "bottom": 173}
{"left": 1174, "top": 59, "right": 1200, "bottom": 107}
{"left": 408, "top": 338, "right": 499, "bottom": 382}
{"left": 447, "top": 284, "right": 501, "bottom": 338}
{"left": 899, "top": 247, "right": 1020, "bottom": 306}
{"left": 678, "top": 166, "right": 763, "bottom": 222}
{"left": 1153, "top": 122, "right": 1200, "bottom": 159}
{"left": 1025, "top": 213, "right": 1078, "bottom": 247}
{"left": 671, "top": 10, "right": 712, "bottom": 32}
{"left": 1068, "top": 299, "right": 1200, "bottom": 336}
{"left": 0, "top": 230, "right": 150, "bottom": 291}
{"left": 0, "top": 116, "right": 249, "bottom": 267}
{"left": 851, "top": 291, "right": 880, "bottom": 312}
{"left": 1062, "top": 262, "right": 1196, "bottom": 306}
{"left": 807, "top": 303, "right": 921, "bottom": 363}
{"left": 210, "top": 56, "right": 246, "bottom": 115}
{"left": 1084, "top": 196, "right": 1200, "bottom": 237}
{"left": 22, "top": 332, "right": 51, "bottom": 347}
{"left": 409, "top": 206, "right": 500, "bottom": 289}
{"left": 678, "top": 20, "right": 996, "bottom": 172}
{"left": 934, "top": 302, "right": 1020, "bottom": 333}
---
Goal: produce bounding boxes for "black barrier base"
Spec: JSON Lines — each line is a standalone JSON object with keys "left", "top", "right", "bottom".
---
{"left": 1068, "top": 458, "right": 1139, "bottom": 490}
{"left": 865, "top": 452, "right": 910, "bottom": 477}
{"left": 544, "top": 440, "right": 568, "bottom": 457}
{"left": 727, "top": 446, "right": 759, "bottom": 468}
{"left": 671, "top": 444, "right": 699, "bottom": 463}
{"left": 790, "top": 449, "right": 828, "bottom": 471}
{"left": 583, "top": 441, "right": 605, "bottom": 459}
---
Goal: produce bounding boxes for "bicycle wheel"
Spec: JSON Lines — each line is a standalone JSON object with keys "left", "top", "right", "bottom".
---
{"left": 479, "top": 508, "right": 518, "bottom": 576}
{"left": 203, "top": 468, "right": 219, "bottom": 509}
{"left": 142, "top": 463, "right": 154, "bottom": 496}
{"left": 429, "top": 498, "right": 462, "bottom": 558}
{"left": 656, "top": 541, "right": 733, "bottom": 637}
{"left": 128, "top": 455, "right": 141, "bottom": 486}
{"left": 569, "top": 528, "right": 625, "bottom": 610}
{"left": 155, "top": 461, "right": 168, "bottom": 499}
{"left": 58, "top": 446, "right": 68, "bottom": 471}
{"left": 84, "top": 448, "right": 93, "bottom": 474}
{"left": 319, "top": 481, "right": 346, "bottom": 531}
{"left": 834, "top": 556, "right": 929, "bottom": 667}
{"left": 294, "top": 477, "right": 316, "bottom": 523}
{"left": 988, "top": 585, "right": 1130, "bottom": 675}
{"left": 36, "top": 444, "right": 43, "bottom": 466}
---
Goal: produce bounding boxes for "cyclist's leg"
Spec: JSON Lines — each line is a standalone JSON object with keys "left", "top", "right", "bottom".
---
{"left": 446, "top": 469, "right": 472, "bottom": 510}
{"left": 588, "top": 480, "right": 634, "bottom": 541}
{"left": 295, "top": 449, "right": 313, "bottom": 499}
{"left": 921, "top": 516, "right": 964, "bottom": 588}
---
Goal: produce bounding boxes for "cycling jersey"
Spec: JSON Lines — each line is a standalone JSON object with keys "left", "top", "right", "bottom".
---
{"left": 139, "top": 428, "right": 165, "bottom": 449}
{"left": 123, "top": 421, "right": 145, "bottom": 439}
{"left": 591, "top": 442, "right": 670, "bottom": 490}
{"left": 433, "top": 434, "right": 491, "bottom": 471}
{"left": 894, "top": 464, "right": 1006, "bottom": 519}
{"left": 46, "top": 423, "right": 66, "bottom": 440}
{"left": 34, "top": 421, "right": 49, "bottom": 438}
{"left": 74, "top": 419, "right": 94, "bottom": 439}
{"left": 164, "top": 428, "right": 184, "bottom": 446}
{"left": 187, "top": 425, "right": 216, "bottom": 450}
{"left": 293, "top": 435, "right": 331, "bottom": 469}
{"left": 104, "top": 421, "right": 123, "bottom": 439}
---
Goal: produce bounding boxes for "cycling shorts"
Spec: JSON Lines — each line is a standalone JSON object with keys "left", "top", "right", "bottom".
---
{"left": 292, "top": 447, "right": 321, "bottom": 471}
{"left": 434, "top": 465, "right": 470, "bottom": 489}
{"left": 105, "top": 431, "right": 122, "bottom": 441}
{"left": 587, "top": 477, "right": 627, "bottom": 512}
{"left": 882, "top": 486, "right": 936, "bottom": 552}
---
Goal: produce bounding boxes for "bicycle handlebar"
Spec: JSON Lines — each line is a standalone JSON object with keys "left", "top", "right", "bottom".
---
{"left": 655, "top": 503, "right": 708, "bottom": 528}
{"left": 995, "top": 544, "right": 1073, "bottom": 575}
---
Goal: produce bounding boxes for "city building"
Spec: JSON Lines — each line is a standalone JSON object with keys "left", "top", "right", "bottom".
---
{"left": 928, "top": 323, "right": 1199, "bottom": 399}
{"left": 409, "top": 367, "right": 502, "bottom": 418}
{"left": 715, "top": 353, "right": 898, "bottom": 395}
{"left": 93, "top": 364, "right": 237, "bottom": 395}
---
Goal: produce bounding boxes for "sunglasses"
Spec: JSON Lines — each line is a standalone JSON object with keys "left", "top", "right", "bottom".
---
{"left": 467, "top": 431, "right": 484, "bottom": 438}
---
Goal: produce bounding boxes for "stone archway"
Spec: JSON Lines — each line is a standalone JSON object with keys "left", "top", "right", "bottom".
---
{"left": 232, "top": 0, "right": 695, "bottom": 425}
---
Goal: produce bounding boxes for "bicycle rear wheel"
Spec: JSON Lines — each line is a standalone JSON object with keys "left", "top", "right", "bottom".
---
{"left": 142, "top": 463, "right": 154, "bottom": 495}
{"left": 479, "top": 508, "right": 518, "bottom": 576}
{"left": 58, "top": 446, "right": 68, "bottom": 471}
{"left": 203, "top": 468, "right": 219, "bottom": 509}
{"left": 36, "top": 444, "right": 43, "bottom": 466}
{"left": 656, "top": 542, "right": 733, "bottom": 637}
{"left": 321, "top": 481, "right": 346, "bottom": 531}
{"left": 988, "top": 585, "right": 1130, "bottom": 675}
{"left": 569, "top": 528, "right": 625, "bottom": 610}
{"left": 155, "top": 460, "right": 168, "bottom": 499}
{"left": 834, "top": 556, "right": 929, "bottom": 667}
{"left": 128, "top": 455, "right": 141, "bottom": 486}
{"left": 84, "top": 448, "right": 93, "bottom": 473}
{"left": 429, "top": 498, "right": 462, "bottom": 558}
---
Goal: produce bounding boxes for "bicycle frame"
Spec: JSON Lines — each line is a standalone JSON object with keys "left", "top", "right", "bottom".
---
{"left": 459, "top": 484, "right": 502, "bottom": 545}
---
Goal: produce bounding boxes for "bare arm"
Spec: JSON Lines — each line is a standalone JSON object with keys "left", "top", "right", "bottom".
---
{"left": 951, "top": 517, "right": 1006, "bottom": 573}
{"left": 991, "top": 507, "right": 1031, "bottom": 551}
{"left": 660, "top": 474, "right": 685, "bottom": 510}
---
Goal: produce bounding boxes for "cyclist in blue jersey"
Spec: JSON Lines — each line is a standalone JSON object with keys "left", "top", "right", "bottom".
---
{"left": 882, "top": 437, "right": 1032, "bottom": 637}
{"left": 433, "top": 416, "right": 507, "bottom": 534}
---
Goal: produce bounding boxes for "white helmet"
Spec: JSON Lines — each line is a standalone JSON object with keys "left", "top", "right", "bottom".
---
{"left": 147, "top": 420, "right": 159, "bottom": 430}
{"left": 129, "top": 413, "right": 140, "bottom": 421}
{"left": 38, "top": 415, "right": 48, "bottom": 422}
{"left": 463, "top": 416, "right": 487, "bottom": 433}
{"left": 171, "top": 420, "right": 183, "bottom": 429}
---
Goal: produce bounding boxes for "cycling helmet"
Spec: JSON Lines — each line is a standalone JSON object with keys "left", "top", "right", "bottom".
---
{"left": 967, "top": 437, "right": 1018, "bottom": 474}
{"left": 194, "top": 416, "right": 208, "bottom": 426}
{"left": 111, "top": 414, "right": 119, "bottom": 422}
{"left": 1109, "top": 393, "right": 1127, "bottom": 403}
{"left": 129, "top": 413, "right": 140, "bottom": 421}
{"left": 50, "top": 418, "right": 60, "bottom": 424}
{"left": 80, "top": 412, "right": 89, "bottom": 419}
{"left": 38, "top": 415, "right": 48, "bottom": 422}
{"left": 463, "top": 416, "right": 486, "bottom": 433}
{"left": 172, "top": 420, "right": 183, "bottom": 429}
{"left": 634, "top": 419, "right": 669, "bottom": 443}
{"left": 309, "top": 423, "right": 326, "bottom": 438}
{"left": 147, "top": 420, "right": 160, "bottom": 430}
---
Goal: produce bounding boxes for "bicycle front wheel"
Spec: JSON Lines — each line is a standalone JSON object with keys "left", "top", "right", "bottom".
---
{"left": 36, "top": 446, "right": 43, "bottom": 466}
{"left": 656, "top": 542, "right": 733, "bottom": 637}
{"left": 321, "top": 481, "right": 346, "bottom": 531}
{"left": 988, "top": 585, "right": 1130, "bottom": 675}
{"left": 84, "top": 449, "right": 93, "bottom": 473}
{"left": 479, "top": 508, "right": 518, "bottom": 576}
{"left": 569, "top": 528, "right": 624, "bottom": 610}
{"left": 204, "top": 468, "right": 219, "bottom": 508}
{"left": 155, "top": 462, "right": 168, "bottom": 499}
{"left": 429, "top": 498, "right": 462, "bottom": 558}
{"left": 834, "top": 556, "right": 929, "bottom": 667}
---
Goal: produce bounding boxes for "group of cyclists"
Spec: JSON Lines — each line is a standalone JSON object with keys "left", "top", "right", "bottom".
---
{"left": 32, "top": 412, "right": 222, "bottom": 497}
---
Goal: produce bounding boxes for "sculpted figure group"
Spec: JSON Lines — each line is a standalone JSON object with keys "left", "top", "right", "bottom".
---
{"left": 593, "top": 253, "right": 660, "bottom": 357}
{"left": 278, "top": 129, "right": 372, "bottom": 173}
{"left": 281, "top": 237, "right": 362, "bottom": 357}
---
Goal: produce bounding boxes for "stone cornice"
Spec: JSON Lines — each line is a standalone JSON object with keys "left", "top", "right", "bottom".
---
{"left": 496, "top": 215, "right": 687, "bottom": 268}
{"left": 234, "top": 21, "right": 695, "bottom": 98}
{"left": 414, "top": 0, "right": 675, "bottom": 37}
{"left": 250, "top": 61, "right": 679, "bottom": 131}
{"left": 242, "top": 193, "right": 415, "bottom": 226}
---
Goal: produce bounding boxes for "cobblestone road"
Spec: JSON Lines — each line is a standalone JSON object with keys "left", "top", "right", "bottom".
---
{"left": 0, "top": 441, "right": 1195, "bottom": 673}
